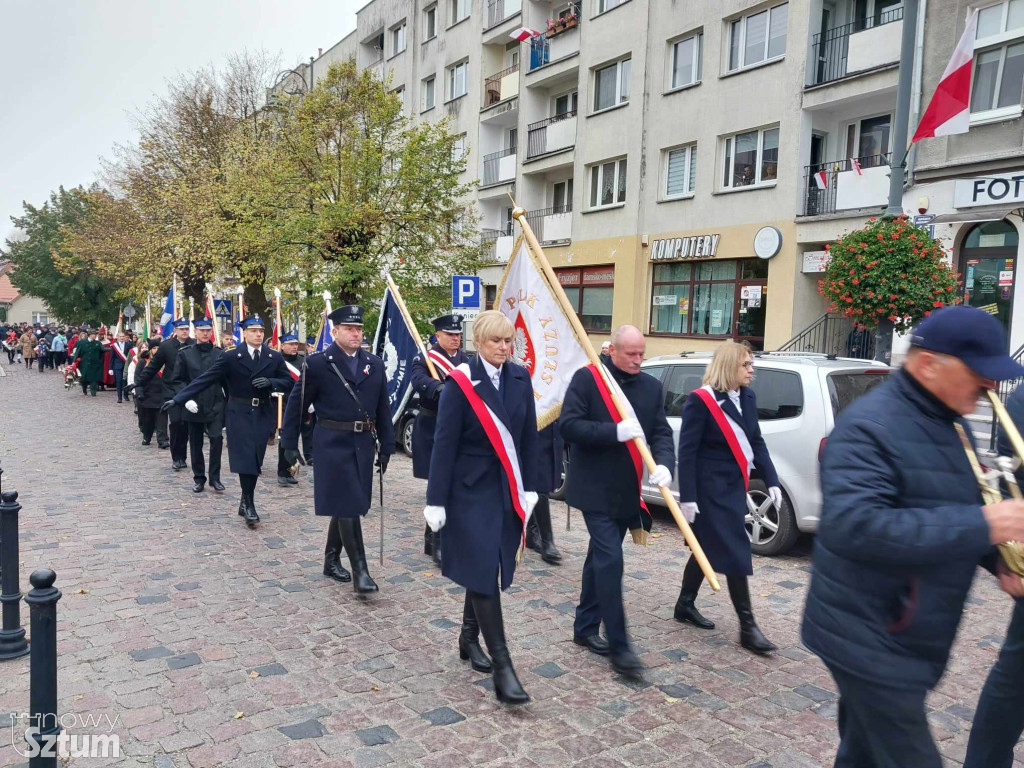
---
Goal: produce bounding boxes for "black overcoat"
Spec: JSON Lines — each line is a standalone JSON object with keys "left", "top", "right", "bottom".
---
{"left": 173, "top": 343, "right": 226, "bottom": 425}
{"left": 410, "top": 345, "right": 470, "bottom": 479}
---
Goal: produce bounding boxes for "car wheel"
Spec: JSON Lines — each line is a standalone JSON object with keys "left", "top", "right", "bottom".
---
{"left": 745, "top": 480, "right": 799, "bottom": 557}
{"left": 402, "top": 419, "right": 415, "bottom": 458}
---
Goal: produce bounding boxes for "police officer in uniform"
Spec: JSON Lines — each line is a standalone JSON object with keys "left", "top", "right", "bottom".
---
{"left": 173, "top": 318, "right": 226, "bottom": 494}
{"left": 166, "top": 317, "right": 291, "bottom": 527}
{"left": 410, "top": 314, "right": 469, "bottom": 564}
{"left": 276, "top": 333, "right": 306, "bottom": 486}
{"left": 281, "top": 306, "right": 395, "bottom": 594}
{"left": 138, "top": 319, "right": 194, "bottom": 470}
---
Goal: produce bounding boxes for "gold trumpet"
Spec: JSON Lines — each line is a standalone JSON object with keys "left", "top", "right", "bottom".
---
{"left": 955, "top": 390, "right": 1024, "bottom": 577}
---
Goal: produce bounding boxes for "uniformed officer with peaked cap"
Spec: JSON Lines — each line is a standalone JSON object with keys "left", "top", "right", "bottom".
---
{"left": 411, "top": 313, "right": 469, "bottom": 564}
{"left": 166, "top": 317, "right": 291, "bottom": 527}
{"left": 281, "top": 305, "right": 395, "bottom": 595}
{"left": 174, "top": 317, "right": 226, "bottom": 494}
{"left": 139, "top": 318, "right": 194, "bottom": 469}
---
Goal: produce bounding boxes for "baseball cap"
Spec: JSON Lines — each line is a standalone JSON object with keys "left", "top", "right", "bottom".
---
{"left": 908, "top": 306, "right": 1024, "bottom": 380}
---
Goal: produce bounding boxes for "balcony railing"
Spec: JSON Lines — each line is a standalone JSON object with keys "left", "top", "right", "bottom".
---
{"left": 526, "top": 111, "right": 577, "bottom": 159}
{"left": 524, "top": 204, "right": 572, "bottom": 244}
{"left": 778, "top": 312, "right": 855, "bottom": 356}
{"left": 802, "top": 153, "right": 891, "bottom": 216}
{"left": 481, "top": 226, "right": 515, "bottom": 262}
{"left": 810, "top": 6, "right": 903, "bottom": 85}
{"left": 482, "top": 147, "right": 517, "bottom": 186}
{"left": 483, "top": 63, "right": 520, "bottom": 107}
{"left": 485, "top": 0, "right": 522, "bottom": 29}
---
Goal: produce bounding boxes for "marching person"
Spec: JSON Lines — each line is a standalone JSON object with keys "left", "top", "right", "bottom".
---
{"left": 50, "top": 329, "right": 67, "bottom": 371}
{"left": 423, "top": 310, "right": 538, "bottom": 704}
{"left": 73, "top": 329, "right": 104, "bottom": 396}
{"left": 525, "top": 421, "right": 564, "bottom": 565}
{"left": 802, "top": 306, "right": 1024, "bottom": 767}
{"left": 138, "top": 319, "right": 194, "bottom": 470}
{"left": 110, "top": 330, "right": 133, "bottom": 403}
{"left": 276, "top": 333, "right": 304, "bottom": 486}
{"left": 411, "top": 314, "right": 469, "bottom": 565}
{"left": 560, "top": 325, "right": 674, "bottom": 679}
{"left": 673, "top": 340, "right": 781, "bottom": 655}
{"left": 166, "top": 317, "right": 291, "bottom": 527}
{"left": 281, "top": 306, "right": 394, "bottom": 593}
{"left": 19, "top": 327, "right": 37, "bottom": 369}
{"left": 173, "top": 318, "right": 226, "bottom": 494}
{"left": 135, "top": 340, "right": 165, "bottom": 445}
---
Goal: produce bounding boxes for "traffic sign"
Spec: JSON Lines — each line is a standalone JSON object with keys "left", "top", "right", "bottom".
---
{"left": 452, "top": 276, "right": 481, "bottom": 310}
{"left": 214, "top": 299, "right": 233, "bottom": 318}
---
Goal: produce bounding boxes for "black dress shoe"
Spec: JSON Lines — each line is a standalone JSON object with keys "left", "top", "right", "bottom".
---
{"left": 192, "top": 481, "right": 205, "bottom": 493}
{"left": 573, "top": 634, "right": 610, "bottom": 656}
{"left": 210, "top": 479, "right": 225, "bottom": 492}
{"left": 243, "top": 506, "right": 259, "bottom": 527}
{"left": 610, "top": 650, "right": 645, "bottom": 680}
{"left": 674, "top": 592, "right": 715, "bottom": 629}
{"left": 141, "top": 439, "right": 151, "bottom": 446}
{"left": 459, "top": 635, "right": 493, "bottom": 672}
{"left": 172, "top": 460, "right": 185, "bottom": 471}
{"left": 277, "top": 475, "right": 298, "bottom": 486}
{"left": 158, "top": 442, "right": 169, "bottom": 450}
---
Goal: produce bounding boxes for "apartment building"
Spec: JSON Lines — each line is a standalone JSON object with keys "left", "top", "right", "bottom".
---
{"left": 304, "top": 0, "right": 918, "bottom": 352}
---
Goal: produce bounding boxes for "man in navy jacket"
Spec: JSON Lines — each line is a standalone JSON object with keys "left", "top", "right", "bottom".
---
{"left": 802, "top": 306, "right": 1024, "bottom": 767}
{"left": 561, "top": 325, "right": 674, "bottom": 679}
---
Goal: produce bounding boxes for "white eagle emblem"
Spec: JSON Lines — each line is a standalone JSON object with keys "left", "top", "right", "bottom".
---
{"left": 383, "top": 338, "right": 399, "bottom": 381}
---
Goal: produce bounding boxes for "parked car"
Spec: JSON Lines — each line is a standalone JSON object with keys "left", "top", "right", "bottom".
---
{"left": 633, "top": 351, "right": 889, "bottom": 556}
{"left": 396, "top": 392, "right": 420, "bottom": 458}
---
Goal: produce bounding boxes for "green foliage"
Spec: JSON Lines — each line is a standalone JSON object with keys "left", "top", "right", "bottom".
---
{"left": 818, "top": 216, "right": 959, "bottom": 333}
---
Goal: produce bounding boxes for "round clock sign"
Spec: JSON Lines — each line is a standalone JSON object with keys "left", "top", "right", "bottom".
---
{"left": 753, "top": 226, "right": 782, "bottom": 259}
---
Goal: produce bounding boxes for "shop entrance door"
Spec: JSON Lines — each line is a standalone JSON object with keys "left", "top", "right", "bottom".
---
{"left": 960, "top": 221, "right": 1020, "bottom": 346}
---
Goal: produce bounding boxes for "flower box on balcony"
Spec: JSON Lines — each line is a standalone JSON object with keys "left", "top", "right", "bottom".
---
{"left": 545, "top": 15, "right": 578, "bottom": 38}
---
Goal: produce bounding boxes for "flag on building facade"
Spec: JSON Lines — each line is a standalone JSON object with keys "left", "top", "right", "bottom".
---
{"left": 371, "top": 286, "right": 418, "bottom": 425}
{"left": 509, "top": 27, "right": 541, "bottom": 41}
{"left": 912, "top": 10, "right": 979, "bottom": 142}
{"left": 813, "top": 170, "right": 828, "bottom": 189}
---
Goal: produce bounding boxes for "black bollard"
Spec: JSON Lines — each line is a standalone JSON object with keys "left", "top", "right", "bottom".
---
{"left": 0, "top": 488, "right": 29, "bottom": 660}
{"left": 25, "top": 568, "right": 61, "bottom": 768}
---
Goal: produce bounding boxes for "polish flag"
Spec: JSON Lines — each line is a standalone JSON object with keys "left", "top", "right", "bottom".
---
{"left": 813, "top": 170, "right": 828, "bottom": 190}
{"left": 849, "top": 157, "right": 862, "bottom": 175}
{"left": 912, "top": 10, "right": 978, "bottom": 142}
{"left": 509, "top": 27, "right": 541, "bottom": 41}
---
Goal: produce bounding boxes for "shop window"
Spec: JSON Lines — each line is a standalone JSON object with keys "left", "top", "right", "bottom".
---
{"left": 650, "top": 259, "right": 767, "bottom": 341}
{"left": 555, "top": 265, "right": 614, "bottom": 332}
{"left": 964, "top": 219, "right": 1019, "bottom": 248}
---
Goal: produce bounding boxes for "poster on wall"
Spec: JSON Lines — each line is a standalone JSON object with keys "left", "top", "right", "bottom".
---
{"left": 679, "top": 297, "right": 689, "bottom": 315}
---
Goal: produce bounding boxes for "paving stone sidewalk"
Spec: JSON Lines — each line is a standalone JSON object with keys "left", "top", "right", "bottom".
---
{"left": 0, "top": 363, "right": 1020, "bottom": 767}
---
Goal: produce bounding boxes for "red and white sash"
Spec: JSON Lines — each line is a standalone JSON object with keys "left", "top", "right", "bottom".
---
{"left": 448, "top": 364, "right": 529, "bottom": 542}
{"left": 692, "top": 386, "right": 753, "bottom": 490}
{"left": 427, "top": 349, "right": 457, "bottom": 378}
{"left": 585, "top": 364, "right": 649, "bottom": 517}
{"left": 285, "top": 360, "right": 301, "bottom": 381}
{"left": 111, "top": 342, "right": 129, "bottom": 363}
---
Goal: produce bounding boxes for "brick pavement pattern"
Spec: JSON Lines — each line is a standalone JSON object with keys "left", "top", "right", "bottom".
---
{"left": 0, "top": 362, "right": 1022, "bottom": 767}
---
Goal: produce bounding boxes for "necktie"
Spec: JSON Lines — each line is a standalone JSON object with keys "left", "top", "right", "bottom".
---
{"left": 253, "top": 348, "right": 260, "bottom": 364}
{"left": 492, "top": 369, "right": 500, "bottom": 391}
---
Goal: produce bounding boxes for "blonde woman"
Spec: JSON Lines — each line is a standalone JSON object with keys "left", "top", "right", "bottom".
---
{"left": 674, "top": 340, "right": 782, "bottom": 655}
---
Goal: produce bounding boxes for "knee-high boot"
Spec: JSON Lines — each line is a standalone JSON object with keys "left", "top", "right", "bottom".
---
{"left": 338, "top": 518, "right": 378, "bottom": 594}
{"left": 674, "top": 556, "right": 715, "bottom": 629}
{"left": 424, "top": 523, "right": 442, "bottom": 565}
{"left": 533, "top": 495, "right": 561, "bottom": 565}
{"left": 727, "top": 574, "right": 776, "bottom": 655}
{"left": 323, "top": 518, "right": 352, "bottom": 583}
{"left": 470, "top": 591, "right": 529, "bottom": 705}
{"left": 458, "top": 593, "right": 492, "bottom": 672}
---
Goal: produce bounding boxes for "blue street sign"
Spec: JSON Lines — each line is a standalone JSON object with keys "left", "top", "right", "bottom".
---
{"left": 214, "top": 299, "right": 233, "bottom": 318}
{"left": 452, "top": 276, "right": 481, "bottom": 309}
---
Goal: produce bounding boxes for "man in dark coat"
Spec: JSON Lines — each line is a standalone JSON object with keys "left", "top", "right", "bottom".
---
{"left": 138, "top": 320, "right": 194, "bottom": 469}
{"left": 410, "top": 314, "right": 469, "bottom": 564}
{"left": 73, "top": 330, "right": 105, "bottom": 396}
{"left": 174, "top": 318, "right": 226, "bottom": 494}
{"left": 561, "top": 325, "right": 675, "bottom": 679}
{"left": 109, "top": 330, "right": 133, "bottom": 403}
{"left": 135, "top": 340, "right": 165, "bottom": 444}
{"left": 802, "top": 306, "right": 1024, "bottom": 767}
{"left": 281, "top": 306, "right": 395, "bottom": 594}
{"left": 276, "top": 334, "right": 304, "bottom": 486}
{"left": 167, "top": 317, "right": 291, "bottom": 527}
{"left": 525, "top": 421, "right": 564, "bottom": 564}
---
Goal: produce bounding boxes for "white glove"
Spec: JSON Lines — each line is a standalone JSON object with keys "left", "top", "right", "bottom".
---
{"left": 649, "top": 465, "right": 672, "bottom": 487}
{"left": 423, "top": 505, "right": 446, "bottom": 532}
{"left": 524, "top": 492, "right": 539, "bottom": 525}
{"left": 996, "top": 455, "right": 1021, "bottom": 475}
{"left": 768, "top": 486, "right": 783, "bottom": 510}
{"left": 680, "top": 502, "right": 699, "bottom": 524}
{"left": 616, "top": 418, "right": 644, "bottom": 442}
{"left": 308, "top": 404, "right": 315, "bottom": 414}
{"left": 185, "top": 400, "right": 199, "bottom": 414}
{"left": 108, "top": 369, "right": 113, "bottom": 376}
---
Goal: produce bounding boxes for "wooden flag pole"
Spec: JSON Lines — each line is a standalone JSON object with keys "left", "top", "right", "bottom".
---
{"left": 274, "top": 287, "right": 283, "bottom": 351}
{"left": 511, "top": 204, "right": 721, "bottom": 591}
{"left": 385, "top": 274, "right": 440, "bottom": 381}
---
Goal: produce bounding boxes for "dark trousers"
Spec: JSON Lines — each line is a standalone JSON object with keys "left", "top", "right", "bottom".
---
{"left": 155, "top": 409, "right": 168, "bottom": 446}
{"left": 574, "top": 511, "right": 630, "bottom": 653}
{"left": 113, "top": 366, "right": 126, "bottom": 400}
{"left": 964, "top": 599, "right": 1024, "bottom": 768}
{"left": 52, "top": 351, "right": 66, "bottom": 367}
{"left": 139, "top": 408, "right": 158, "bottom": 441}
{"left": 188, "top": 420, "right": 224, "bottom": 483}
{"left": 829, "top": 666, "right": 940, "bottom": 768}
{"left": 168, "top": 415, "right": 188, "bottom": 462}
{"left": 80, "top": 378, "right": 97, "bottom": 395}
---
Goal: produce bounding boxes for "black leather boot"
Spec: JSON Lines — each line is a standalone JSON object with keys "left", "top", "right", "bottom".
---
{"left": 728, "top": 575, "right": 776, "bottom": 655}
{"left": 237, "top": 494, "right": 247, "bottom": 517}
{"left": 323, "top": 518, "right": 352, "bottom": 583}
{"left": 458, "top": 593, "right": 492, "bottom": 672}
{"left": 471, "top": 591, "right": 529, "bottom": 705}
{"left": 674, "top": 590, "right": 715, "bottom": 629}
{"left": 525, "top": 516, "right": 542, "bottom": 552}
{"left": 338, "top": 518, "right": 378, "bottom": 595}
{"left": 242, "top": 490, "right": 259, "bottom": 527}
{"left": 533, "top": 496, "right": 562, "bottom": 565}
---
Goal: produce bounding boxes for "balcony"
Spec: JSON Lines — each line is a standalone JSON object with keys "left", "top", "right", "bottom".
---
{"left": 524, "top": 204, "right": 572, "bottom": 245}
{"left": 481, "top": 227, "right": 515, "bottom": 262}
{"left": 802, "top": 154, "right": 891, "bottom": 216}
{"left": 481, "top": 147, "right": 517, "bottom": 187}
{"left": 485, "top": 0, "right": 522, "bottom": 30}
{"left": 526, "top": 112, "right": 576, "bottom": 159}
{"left": 528, "top": 21, "right": 580, "bottom": 72}
{"left": 484, "top": 63, "right": 520, "bottom": 107}
{"left": 810, "top": 7, "right": 903, "bottom": 86}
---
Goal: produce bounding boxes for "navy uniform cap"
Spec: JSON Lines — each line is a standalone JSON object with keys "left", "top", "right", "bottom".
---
{"left": 240, "top": 317, "right": 265, "bottom": 330}
{"left": 280, "top": 333, "right": 299, "bottom": 343}
{"left": 193, "top": 317, "right": 213, "bottom": 329}
{"left": 172, "top": 319, "right": 190, "bottom": 328}
{"left": 306, "top": 336, "right": 317, "bottom": 346}
{"left": 328, "top": 305, "right": 364, "bottom": 326}
{"left": 432, "top": 314, "right": 464, "bottom": 333}
{"left": 909, "top": 305, "right": 1024, "bottom": 381}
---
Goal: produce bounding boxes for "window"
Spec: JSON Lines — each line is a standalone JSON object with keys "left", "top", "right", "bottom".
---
{"left": 664, "top": 144, "right": 697, "bottom": 198}
{"left": 552, "top": 178, "right": 574, "bottom": 210}
{"left": 424, "top": 4, "right": 437, "bottom": 39}
{"left": 721, "top": 125, "right": 779, "bottom": 189}
{"left": 447, "top": 60, "right": 468, "bottom": 100}
{"left": 588, "top": 158, "right": 627, "bottom": 209}
{"left": 451, "top": 0, "right": 470, "bottom": 25}
{"left": 391, "top": 22, "right": 407, "bottom": 55}
{"left": 421, "top": 76, "right": 436, "bottom": 111}
{"left": 555, "top": 90, "right": 579, "bottom": 115}
{"left": 728, "top": 3, "right": 788, "bottom": 71}
{"left": 555, "top": 266, "right": 615, "bottom": 332}
{"left": 750, "top": 370, "right": 803, "bottom": 420}
{"left": 452, "top": 133, "right": 467, "bottom": 161}
{"left": 972, "top": 2, "right": 1024, "bottom": 116}
{"left": 843, "top": 114, "right": 892, "bottom": 162}
{"left": 661, "top": 365, "right": 706, "bottom": 417}
{"left": 650, "top": 259, "right": 768, "bottom": 339}
{"left": 32, "top": 312, "right": 48, "bottom": 325}
{"left": 596, "top": 0, "right": 623, "bottom": 13}
{"left": 593, "top": 58, "right": 631, "bottom": 111}
{"left": 670, "top": 32, "right": 703, "bottom": 89}
{"left": 394, "top": 85, "right": 406, "bottom": 112}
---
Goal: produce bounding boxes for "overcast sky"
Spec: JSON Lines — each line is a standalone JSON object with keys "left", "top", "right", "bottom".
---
{"left": 1, "top": 0, "right": 361, "bottom": 241}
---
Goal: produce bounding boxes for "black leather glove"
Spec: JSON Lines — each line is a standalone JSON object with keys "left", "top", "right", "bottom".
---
{"left": 160, "top": 399, "right": 176, "bottom": 412}
{"left": 282, "top": 448, "right": 301, "bottom": 466}
{"left": 135, "top": 386, "right": 143, "bottom": 400}
{"left": 376, "top": 453, "right": 390, "bottom": 474}
{"left": 251, "top": 376, "right": 271, "bottom": 391}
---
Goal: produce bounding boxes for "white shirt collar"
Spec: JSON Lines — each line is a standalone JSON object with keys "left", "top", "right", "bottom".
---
{"left": 480, "top": 358, "right": 502, "bottom": 386}
{"left": 727, "top": 389, "right": 742, "bottom": 414}
{"left": 247, "top": 344, "right": 261, "bottom": 358}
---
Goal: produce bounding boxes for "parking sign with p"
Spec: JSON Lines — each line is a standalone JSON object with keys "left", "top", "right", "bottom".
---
{"left": 452, "top": 275, "right": 481, "bottom": 318}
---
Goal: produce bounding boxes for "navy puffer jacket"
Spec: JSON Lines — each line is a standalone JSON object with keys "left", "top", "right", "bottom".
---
{"left": 802, "top": 370, "right": 993, "bottom": 689}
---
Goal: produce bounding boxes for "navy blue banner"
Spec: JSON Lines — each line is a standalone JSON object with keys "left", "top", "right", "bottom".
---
{"left": 372, "top": 287, "right": 418, "bottom": 424}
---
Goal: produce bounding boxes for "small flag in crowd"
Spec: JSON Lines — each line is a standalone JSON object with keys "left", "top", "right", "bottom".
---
{"left": 159, "top": 283, "right": 176, "bottom": 337}
{"left": 912, "top": 10, "right": 978, "bottom": 142}
{"left": 371, "top": 286, "right": 418, "bottom": 425}
{"left": 312, "top": 291, "right": 334, "bottom": 353}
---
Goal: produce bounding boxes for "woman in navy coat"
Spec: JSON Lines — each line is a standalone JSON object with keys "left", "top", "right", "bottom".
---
{"left": 424, "top": 311, "right": 538, "bottom": 705}
{"left": 675, "top": 340, "right": 781, "bottom": 655}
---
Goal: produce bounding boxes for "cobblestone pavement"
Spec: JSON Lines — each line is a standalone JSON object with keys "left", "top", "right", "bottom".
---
{"left": 0, "top": 362, "right": 1021, "bottom": 768}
